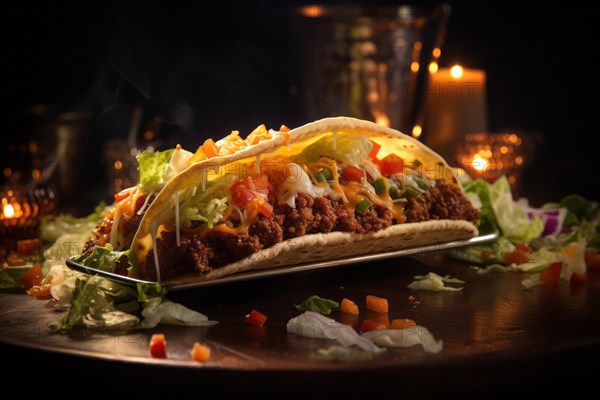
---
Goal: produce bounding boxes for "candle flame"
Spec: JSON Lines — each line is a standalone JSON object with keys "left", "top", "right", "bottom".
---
{"left": 375, "top": 114, "right": 390, "bottom": 128}
{"left": 472, "top": 154, "right": 488, "bottom": 171}
{"left": 3, "top": 203, "right": 15, "bottom": 218}
{"left": 412, "top": 125, "right": 422, "bottom": 139}
{"left": 451, "top": 65, "right": 464, "bottom": 79}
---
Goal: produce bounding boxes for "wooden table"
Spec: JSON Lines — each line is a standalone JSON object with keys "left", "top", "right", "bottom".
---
{"left": 1, "top": 251, "right": 599, "bottom": 397}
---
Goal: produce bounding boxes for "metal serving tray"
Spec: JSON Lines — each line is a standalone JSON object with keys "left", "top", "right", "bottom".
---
{"left": 66, "top": 231, "right": 498, "bottom": 290}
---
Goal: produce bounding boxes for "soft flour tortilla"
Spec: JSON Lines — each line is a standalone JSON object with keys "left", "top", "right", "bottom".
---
{"left": 131, "top": 117, "right": 478, "bottom": 281}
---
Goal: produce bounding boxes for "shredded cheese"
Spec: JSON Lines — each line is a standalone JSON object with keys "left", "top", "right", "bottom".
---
{"left": 150, "top": 221, "right": 161, "bottom": 282}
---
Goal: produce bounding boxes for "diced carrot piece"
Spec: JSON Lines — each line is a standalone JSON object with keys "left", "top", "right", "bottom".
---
{"left": 246, "top": 309, "right": 267, "bottom": 327}
{"left": 340, "top": 298, "right": 359, "bottom": 315}
{"left": 279, "top": 124, "right": 291, "bottom": 132}
{"left": 191, "top": 342, "right": 211, "bottom": 363}
{"left": 390, "top": 318, "right": 417, "bottom": 330}
{"left": 200, "top": 138, "right": 219, "bottom": 158}
{"left": 539, "top": 262, "right": 562, "bottom": 287}
{"left": 149, "top": 334, "right": 167, "bottom": 358}
{"left": 360, "top": 318, "right": 389, "bottom": 333}
{"left": 366, "top": 295, "right": 388, "bottom": 313}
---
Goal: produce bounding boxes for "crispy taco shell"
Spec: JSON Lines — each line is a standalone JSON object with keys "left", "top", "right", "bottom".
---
{"left": 132, "top": 117, "right": 478, "bottom": 281}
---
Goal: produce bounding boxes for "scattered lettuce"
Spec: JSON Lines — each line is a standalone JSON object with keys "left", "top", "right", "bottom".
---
{"left": 294, "top": 295, "right": 340, "bottom": 315}
{"left": 137, "top": 149, "right": 175, "bottom": 192}
{"left": 407, "top": 272, "right": 464, "bottom": 292}
{"left": 70, "top": 244, "right": 137, "bottom": 274}
{"left": 487, "top": 176, "right": 544, "bottom": 242}
{"left": 50, "top": 268, "right": 217, "bottom": 332}
{"left": 40, "top": 201, "right": 106, "bottom": 243}
{"left": 462, "top": 178, "right": 498, "bottom": 234}
{"left": 0, "top": 266, "right": 30, "bottom": 289}
{"left": 548, "top": 194, "right": 600, "bottom": 252}
{"left": 449, "top": 237, "right": 515, "bottom": 265}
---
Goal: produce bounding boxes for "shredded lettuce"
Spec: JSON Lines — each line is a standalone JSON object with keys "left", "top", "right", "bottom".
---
{"left": 407, "top": 272, "right": 464, "bottom": 291}
{"left": 40, "top": 201, "right": 106, "bottom": 243}
{"left": 70, "top": 244, "right": 137, "bottom": 274}
{"left": 298, "top": 133, "right": 373, "bottom": 166}
{"left": 449, "top": 237, "right": 515, "bottom": 265}
{"left": 487, "top": 176, "right": 544, "bottom": 242}
{"left": 179, "top": 176, "right": 235, "bottom": 228}
{"left": 0, "top": 266, "right": 30, "bottom": 289}
{"left": 137, "top": 149, "right": 175, "bottom": 192}
{"left": 294, "top": 295, "right": 340, "bottom": 315}
{"left": 287, "top": 311, "right": 385, "bottom": 353}
{"left": 49, "top": 268, "right": 217, "bottom": 332}
{"left": 362, "top": 327, "right": 444, "bottom": 354}
{"left": 462, "top": 178, "right": 498, "bottom": 234}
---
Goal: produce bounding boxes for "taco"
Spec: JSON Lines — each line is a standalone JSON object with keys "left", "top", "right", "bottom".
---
{"left": 80, "top": 117, "right": 479, "bottom": 282}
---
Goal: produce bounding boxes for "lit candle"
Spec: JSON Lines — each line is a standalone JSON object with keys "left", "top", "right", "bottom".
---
{"left": 423, "top": 65, "right": 488, "bottom": 162}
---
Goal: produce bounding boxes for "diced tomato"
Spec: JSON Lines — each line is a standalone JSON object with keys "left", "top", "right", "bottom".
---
{"left": 480, "top": 250, "right": 491, "bottom": 261}
{"left": 366, "top": 295, "right": 388, "bottom": 313}
{"left": 342, "top": 165, "right": 366, "bottom": 183}
{"left": 20, "top": 263, "right": 43, "bottom": 289}
{"left": 191, "top": 342, "right": 211, "bottom": 363}
{"left": 255, "top": 197, "right": 273, "bottom": 218}
{"left": 200, "top": 138, "right": 219, "bottom": 158}
{"left": 114, "top": 189, "right": 131, "bottom": 203}
{"left": 503, "top": 244, "right": 533, "bottom": 265}
{"left": 570, "top": 272, "right": 587, "bottom": 286}
{"left": 368, "top": 140, "right": 381, "bottom": 159}
{"left": 515, "top": 243, "right": 534, "bottom": 255}
{"left": 360, "top": 318, "right": 390, "bottom": 333}
{"left": 279, "top": 124, "right": 291, "bottom": 132}
{"left": 230, "top": 174, "right": 274, "bottom": 217}
{"left": 377, "top": 154, "right": 404, "bottom": 175}
{"left": 149, "top": 334, "right": 167, "bottom": 358}
{"left": 340, "top": 298, "right": 359, "bottom": 315}
{"left": 29, "top": 284, "right": 52, "bottom": 298}
{"left": 539, "top": 262, "right": 562, "bottom": 287}
{"left": 585, "top": 250, "right": 600, "bottom": 272}
{"left": 390, "top": 318, "right": 417, "bottom": 330}
{"left": 246, "top": 309, "right": 267, "bottom": 327}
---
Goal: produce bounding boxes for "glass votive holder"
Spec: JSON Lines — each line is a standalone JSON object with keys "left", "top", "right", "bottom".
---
{"left": 456, "top": 132, "right": 527, "bottom": 191}
{"left": 0, "top": 184, "right": 55, "bottom": 253}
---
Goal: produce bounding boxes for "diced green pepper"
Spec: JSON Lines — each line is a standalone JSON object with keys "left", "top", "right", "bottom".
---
{"left": 389, "top": 184, "right": 401, "bottom": 199}
{"left": 401, "top": 186, "right": 422, "bottom": 198}
{"left": 412, "top": 159, "right": 422, "bottom": 167}
{"left": 355, "top": 196, "right": 372, "bottom": 215}
{"left": 315, "top": 168, "right": 333, "bottom": 183}
{"left": 371, "top": 177, "right": 387, "bottom": 195}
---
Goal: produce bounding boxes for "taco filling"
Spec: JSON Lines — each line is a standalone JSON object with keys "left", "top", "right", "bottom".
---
{"left": 80, "top": 118, "right": 480, "bottom": 282}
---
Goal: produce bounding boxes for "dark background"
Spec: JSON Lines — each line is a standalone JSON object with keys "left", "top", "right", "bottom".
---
{"left": 3, "top": 0, "right": 599, "bottom": 211}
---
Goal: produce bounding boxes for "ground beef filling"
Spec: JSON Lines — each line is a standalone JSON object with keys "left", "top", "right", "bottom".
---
{"left": 146, "top": 179, "right": 479, "bottom": 280}
{"left": 83, "top": 194, "right": 153, "bottom": 255}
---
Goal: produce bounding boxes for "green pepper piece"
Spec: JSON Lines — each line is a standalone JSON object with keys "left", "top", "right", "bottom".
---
{"left": 355, "top": 196, "right": 372, "bottom": 215}
{"left": 401, "top": 186, "right": 422, "bottom": 198}
{"left": 389, "top": 183, "right": 400, "bottom": 199}
{"left": 371, "top": 177, "right": 387, "bottom": 195}
{"left": 315, "top": 168, "right": 333, "bottom": 183}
